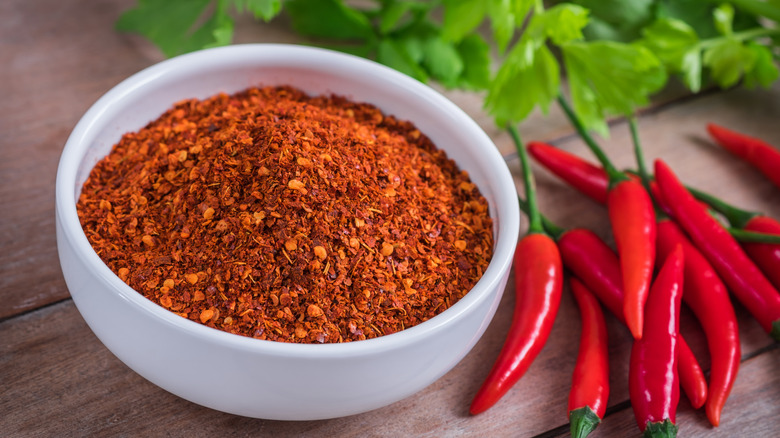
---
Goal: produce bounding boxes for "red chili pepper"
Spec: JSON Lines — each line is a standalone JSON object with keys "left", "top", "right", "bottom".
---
{"left": 630, "top": 244, "right": 684, "bottom": 437}
{"left": 707, "top": 123, "right": 780, "bottom": 189}
{"left": 470, "top": 126, "right": 564, "bottom": 415}
{"left": 469, "top": 234, "right": 563, "bottom": 414}
{"left": 528, "top": 141, "right": 609, "bottom": 204}
{"left": 557, "top": 97, "right": 656, "bottom": 340}
{"left": 676, "top": 338, "right": 707, "bottom": 411}
{"left": 743, "top": 216, "right": 780, "bottom": 291}
{"left": 687, "top": 187, "right": 780, "bottom": 291}
{"left": 655, "top": 159, "right": 780, "bottom": 340}
{"left": 554, "top": 227, "right": 707, "bottom": 409}
{"left": 656, "top": 218, "right": 740, "bottom": 426}
{"left": 529, "top": 142, "right": 780, "bottom": 247}
{"left": 607, "top": 179, "right": 656, "bottom": 340}
{"left": 568, "top": 277, "right": 609, "bottom": 438}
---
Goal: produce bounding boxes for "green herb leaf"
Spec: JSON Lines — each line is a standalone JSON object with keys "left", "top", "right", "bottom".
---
{"left": 116, "top": 0, "right": 233, "bottom": 57}
{"left": 442, "top": 0, "right": 487, "bottom": 42}
{"left": 233, "top": 0, "right": 282, "bottom": 21}
{"left": 636, "top": 18, "right": 702, "bottom": 91}
{"left": 485, "top": 41, "right": 560, "bottom": 125}
{"left": 377, "top": 38, "right": 429, "bottom": 82}
{"left": 379, "top": 1, "right": 412, "bottom": 35}
{"left": 285, "top": 0, "right": 374, "bottom": 40}
{"left": 456, "top": 33, "right": 492, "bottom": 90}
{"left": 714, "top": 3, "right": 735, "bottom": 36}
{"left": 681, "top": 46, "right": 704, "bottom": 92}
{"left": 743, "top": 41, "right": 780, "bottom": 88}
{"left": 571, "top": 0, "right": 655, "bottom": 42}
{"left": 702, "top": 38, "right": 755, "bottom": 88}
{"left": 422, "top": 37, "right": 464, "bottom": 85}
{"left": 562, "top": 41, "right": 667, "bottom": 136}
{"left": 488, "top": 0, "right": 517, "bottom": 53}
{"left": 538, "top": 3, "right": 590, "bottom": 45}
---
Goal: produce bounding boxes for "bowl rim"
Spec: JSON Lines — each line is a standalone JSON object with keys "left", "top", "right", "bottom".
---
{"left": 55, "top": 43, "right": 520, "bottom": 358}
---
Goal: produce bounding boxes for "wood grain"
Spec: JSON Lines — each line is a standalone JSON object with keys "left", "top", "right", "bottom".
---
{"left": 1, "top": 0, "right": 779, "bottom": 436}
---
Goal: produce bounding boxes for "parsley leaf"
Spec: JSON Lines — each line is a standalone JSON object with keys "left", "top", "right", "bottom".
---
{"left": 441, "top": 0, "right": 487, "bottom": 42}
{"left": 285, "top": 0, "right": 374, "bottom": 41}
{"left": 636, "top": 18, "right": 702, "bottom": 91}
{"left": 233, "top": 0, "right": 283, "bottom": 21}
{"left": 743, "top": 41, "right": 780, "bottom": 88}
{"left": 377, "top": 38, "right": 429, "bottom": 82}
{"left": 485, "top": 39, "right": 560, "bottom": 126}
{"left": 702, "top": 38, "right": 755, "bottom": 88}
{"left": 116, "top": 0, "right": 232, "bottom": 58}
{"left": 562, "top": 41, "right": 667, "bottom": 136}
{"left": 456, "top": 34, "right": 492, "bottom": 90}
{"left": 421, "top": 37, "right": 464, "bottom": 85}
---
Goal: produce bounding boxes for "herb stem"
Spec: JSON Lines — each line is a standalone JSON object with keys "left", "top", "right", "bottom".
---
{"left": 508, "top": 125, "right": 544, "bottom": 234}
{"left": 698, "top": 26, "right": 780, "bottom": 50}
{"left": 556, "top": 95, "right": 627, "bottom": 185}
{"left": 629, "top": 117, "right": 651, "bottom": 193}
{"left": 707, "top": 0, "right": 780, "bottom": 23}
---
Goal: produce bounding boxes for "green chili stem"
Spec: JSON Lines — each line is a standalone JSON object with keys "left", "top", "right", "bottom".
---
{"left": 688, "top": 187, "right": 758, "bottom": 229}
{"left": 556, "top": 95, "right": 627, "bottom": 184}
{"left": 629, "top": 117, "right": 651, "bottom": 192}
{"left": 517, "top": 196, "right": 566, "bottom": 239}
{"left": 728, "top": 227, "right": 780, "bottom": 244}
{"left": 509, "top": 125, "right": 544, "bottom": 234}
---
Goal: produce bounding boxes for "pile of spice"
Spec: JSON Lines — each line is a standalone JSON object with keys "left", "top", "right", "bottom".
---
{"left": 77, "top": 85, "right": 493, "bottom": 343}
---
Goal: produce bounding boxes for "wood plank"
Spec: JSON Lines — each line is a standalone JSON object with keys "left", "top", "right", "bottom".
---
{"left": 1, "top": 289, "right": 777, "bottom": 436}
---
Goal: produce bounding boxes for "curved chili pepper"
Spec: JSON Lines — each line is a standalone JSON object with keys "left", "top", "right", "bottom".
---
{"left": 688, "top": 187, "right": 780, "bottom": 291}
{"left": 707, "top": 123, "right": 780, "bottom": 189}
{"left": 630, "top": 244, "right": 684, "bottom": 437}
{"left": 676, "top": 338, "right": 707, "bottom": 411}
{"left": 528, "top": 141, "right": 609, "bottom": 204}
{"left": 655, "top": 159, "right": 780, "bottom": 340}
{"left": 529, "top": 142, "right": 780, "bottom": 246}
{"left": 557, "top": 96, "right": 656, "bottom": 340}
{"left": 554, "top": 227, "right": 707, "bottom": 409}
{"left": 607, "top": 179, "right": 656, "bottom": 340}
{"left": 469, "top": 234, "right": 563, "bottom": 414}
{"left": 470, "top": 126, "right": 563, "bottom": 415}
{"left": 743, "top": 216, "right": 780, "bottom": 291}
{"left": 656, "top": 218, "right": 740, "bottom": 426}
{"left": 568, "top": 277, "right": 609, "bottom": 438}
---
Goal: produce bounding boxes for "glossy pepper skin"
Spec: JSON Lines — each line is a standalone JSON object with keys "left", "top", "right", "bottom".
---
{"left": 568, "top": 278, "right": 609, "bottom": 438}
{"left": 656, "top": 218, "right": 740, "bottom": 426}
{"left": 556, "top": 228, "right": 707, "bottom": 409}
{"left": 742, "top": 216, "right": 780, "bottom": 291}
{"left": 607, "top": 178, "right": 656, "bottom": 339}
{"left": 469, "top": 233, "right": 563, "bottom": 414}
{"left": 707, "top": 123, "right": 780, "bottom": 189}
{"left": 655, "top": 159, "right": 780, "bottom": 340}
{"left": 528, "top": 142, "right": 609, "bottom": 204}
{"left": 630, "top": 245, "right": 684, "bottom": 437}
{"left": 526, "top": 141, "right": 656, "bottom": 338}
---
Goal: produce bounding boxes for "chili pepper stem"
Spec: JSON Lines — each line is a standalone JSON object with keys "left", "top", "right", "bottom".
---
{"left": 643, "top": 419, "right": 679, "bottom": 438}
{"left": 508, "top": 125, "right": 544, "bottom": 234}
{"left": 556, "top": 95, "right": 627, "bottom": 185}
{"left": 629, "top": 117, "right": 652, "bottom": 193}
{"left": 728, "top": 227, "right": 780, "bottom": 244}
{"left": 688, "top": 186, "right": 757, "bottom": 229}
{"left": 569, "top": 406, "right": 601, "bottom": 438}
{"left": 516, "top": 197, "right": 566, "bottom": 239}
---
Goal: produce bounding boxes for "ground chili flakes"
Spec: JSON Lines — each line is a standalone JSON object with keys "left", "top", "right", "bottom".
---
{"left": 77, "top": 85, "right": 494, "bottom": 343}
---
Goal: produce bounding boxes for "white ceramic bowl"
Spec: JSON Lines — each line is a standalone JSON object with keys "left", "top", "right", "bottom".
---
{"left": 55, "top": 44, "right": 520, "bottom": 420}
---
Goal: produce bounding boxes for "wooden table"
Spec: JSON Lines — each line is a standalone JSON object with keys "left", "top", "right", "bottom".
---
{"left": 2, "top": 1, "right": 778, "bottom": 436}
